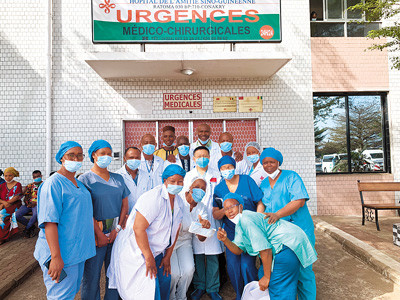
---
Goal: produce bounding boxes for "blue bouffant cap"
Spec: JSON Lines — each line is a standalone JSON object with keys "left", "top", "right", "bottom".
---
{"left": 217, "top": 155, "right": 236, "bottom": 170}
{"left": 88, "top": 140, "right": 112, "bottom": 163}
{"left": 260, "top": 147, "right": 283, "bottom": 166}
{"left": 162, "top": 164, "right": 186, "bottom": 183}
{"left": 223, "top": 192, "right": 244, "bottom": 205}
{"left": 55, "top": 141, "right": 82, "bottom": 164}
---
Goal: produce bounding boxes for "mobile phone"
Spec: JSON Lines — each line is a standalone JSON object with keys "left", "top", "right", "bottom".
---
{"left": 44, "top": 257, "right": 67, "bottom": 283}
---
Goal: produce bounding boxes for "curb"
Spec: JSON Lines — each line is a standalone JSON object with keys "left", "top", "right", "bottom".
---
{"left": 314, "top": 217, "right": 400, "bottom": 286}
{"left": 0, "top": 259, "right": 39, "bottom": 299}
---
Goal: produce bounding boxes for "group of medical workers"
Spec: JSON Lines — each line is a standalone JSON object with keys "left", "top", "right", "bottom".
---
{"left": 33, "top": 123, "right": 317, "bottom": 300}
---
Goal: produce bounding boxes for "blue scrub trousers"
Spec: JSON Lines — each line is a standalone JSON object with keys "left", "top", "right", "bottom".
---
{"left": 81, "top": 243, "right": 119, "bottom": 300}
{"left": 154, "top": 253, "right": 171, "bottom": 300}
{"left": 258, "top": 246, "right": 300, "bottom": 300}
{"left": 40, "top": 261, "right": 85, "bottom": 300}
{"left": 193, "top": 254, "right": 220, "bottom": 293}
{"left": 298, "top": 265, "right": 316, "bottom": 300}
{"left": 226, "top": 247, "right": 258, "bottom": 300}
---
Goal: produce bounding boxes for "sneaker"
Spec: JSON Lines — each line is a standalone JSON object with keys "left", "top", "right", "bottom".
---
{"left": 190, "top": 289, "right": 206, "bottom": 300}
{"left": 208, "top": 292, "right": 222, "bottom": 300}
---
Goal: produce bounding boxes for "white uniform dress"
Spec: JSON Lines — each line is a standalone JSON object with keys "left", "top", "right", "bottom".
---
{"left": 250, "top": 162, "right": 269, "bottom": 187}
{"left": 108, "top": 184, "right": 184, "bottom": 300}
{"left": 138, "top": 153, "right": 164, "bottom": 192}
{"left": 170, "top": 200, "right": 208, "bottom": 300}
{"left": 182, "top": 167, "right": 224, "bottom": 255}
{"left": 116, "top": 164, "right": 147, "bottom": 213}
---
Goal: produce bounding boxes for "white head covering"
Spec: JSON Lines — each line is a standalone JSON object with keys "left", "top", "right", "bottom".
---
{"left": 241, "top": 281, "right": 270, "bottom": 300}
{"left": 244, "top": 142, "right": 262, "bottom": 166}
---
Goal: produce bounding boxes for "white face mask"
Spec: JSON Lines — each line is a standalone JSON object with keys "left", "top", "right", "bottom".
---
{"left": 5, "top": 178, "right": 14, "bottom": 183}
{"left": 230, "top": 213, "right": 242, "bottom": 225}
{"left": 267, "top": 169, "right": 280, "bottom": 180}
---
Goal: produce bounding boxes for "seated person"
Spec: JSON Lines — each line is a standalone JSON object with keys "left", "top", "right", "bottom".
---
{"left": 217, "top": 193, "right": 317, "bottom": 300}
{"left": 154, "top": 126, "right": 179, "bottom": 161}
{"left": 16, "top": 170, "right": 43, "bottom": 238}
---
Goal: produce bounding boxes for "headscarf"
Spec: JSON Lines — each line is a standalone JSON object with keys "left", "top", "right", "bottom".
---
{"left": 55, "top": 141, "right": 83, "bottom": 164}
{"left": 260, "top": 147, "right": 283, "bottom": 166}
{"left": 217, "top": 155, "right": 236, "bottom": 170}
{"left": 223, "top": 192, "right": 244, "bottom": 205}
{"left": 4, "top": 167, "right": 19, "bottom": 178}
{"left": 244, "top": 141, "right": 262, "bottom": 165}
{"left": 162, "top": 164, "right": 186, "bottom": 183}
{"left": 88, "top": 140, "right": 112, "bottom": 163}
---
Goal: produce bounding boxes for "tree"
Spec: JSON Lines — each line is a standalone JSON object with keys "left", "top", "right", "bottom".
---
{"left": 349, "top": 0, "right": 400, "bottom": 69}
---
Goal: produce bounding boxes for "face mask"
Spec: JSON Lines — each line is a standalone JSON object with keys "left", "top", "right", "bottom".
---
{"left": 96, "top": 155, "right": 112, "bottom": 169}
{"left": 167, "top": 184, "right": 183, "bottom": 195}
{"left": 178, "top": 145, "right": 190, "bottom": 157}
{"left": 192, "top": 188, "right": 206, "bottom": 203}
{"left": 230, "top": 213, "right": 242, "bottom": 225}
{"left": 199, "top": 138, "right": 209, "bottom": 145}
{"left": 196, "top": 157, "right": 210, "bottom": 168}
{"left": 163, "top": 142, "right": 176, "bottom": 147}
{"left": 220, "top": 142, "right": 233, "bottom": 153}
{"left": 268, "top": 169, "right": 280, "bottom": 180}
{"left": 126, "top": 159, "right": 141, "bottom": 170}
{"left": 33, "top": 177, "right": 42, "bottom": 183}
{"left": 221, "top": 169, "right": 235, "bottom": 180}
{"left": 5, "top": 179, "right": 14, "bottom": 183}
{"left": 143, "top": 144, "right": 155, "bottom": 155}
{"left": 64, "top": 160, "right": 82, "bottom": 173}
{"left": 312, "top": 18, "right": 317, "bottom": 21}
{"left": 247, "top": 154, "right": 260, "bottom": 164}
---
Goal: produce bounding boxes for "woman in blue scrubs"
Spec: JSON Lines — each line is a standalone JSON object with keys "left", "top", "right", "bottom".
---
{"left": 80, "top": 140, "right": 130, "bottom": 300}
{"left": 212, "top": 156, "right": 264, "bottom": 300}
{"left": 34, "top": 141, "right": 96, "bottom": 300}
{"left": 216, "top": 193, "right": 317, "bottom": 300}
{"left": 259, "top": 147, "right": 316, "bottom": 300}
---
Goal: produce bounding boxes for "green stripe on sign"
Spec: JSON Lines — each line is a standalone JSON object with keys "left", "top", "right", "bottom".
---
{"left": 93, "top": 14, "right": 280, "bottom": 42}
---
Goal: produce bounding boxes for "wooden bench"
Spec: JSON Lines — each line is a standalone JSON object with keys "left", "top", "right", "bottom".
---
{"left": 357, "top": 180, "right": 400, "bottom": 231}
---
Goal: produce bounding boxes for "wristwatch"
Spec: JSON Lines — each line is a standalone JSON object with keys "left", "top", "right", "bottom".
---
{"left": 116, "top": 224, "right": 122, "bottom": 233}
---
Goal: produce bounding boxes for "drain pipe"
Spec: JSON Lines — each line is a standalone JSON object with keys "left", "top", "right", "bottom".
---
{"left": 45, "top": 0, "right": 53, "bottom": 177}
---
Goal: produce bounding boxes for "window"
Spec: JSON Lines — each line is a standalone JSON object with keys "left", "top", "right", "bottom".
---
{"left": 310, "top": 0, "right": 381, "bottom": 37}
{"left": 314, "top": 93, "right": 390, "bottom": 174}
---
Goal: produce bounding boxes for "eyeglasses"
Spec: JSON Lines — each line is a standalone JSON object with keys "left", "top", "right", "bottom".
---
{"left": 224, "top": 203, "right": 240, "bottom": 212}
{"left": 65, "top": 153, "right": 85, "bottom": 161}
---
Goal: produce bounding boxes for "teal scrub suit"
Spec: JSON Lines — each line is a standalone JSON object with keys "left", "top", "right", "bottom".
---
{"left": 232, "top": 211, "right": 317, "bottom": 300}
{"left": 34, "top": 173, "right": 96, "bottom": 300}
{"left": 260, "top": 170, "right": 316, "bottom": 300}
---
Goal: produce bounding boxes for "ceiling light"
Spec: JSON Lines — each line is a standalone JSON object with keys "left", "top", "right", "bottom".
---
{"left": 181, "top": 68, "right": 194, "bottom": 76}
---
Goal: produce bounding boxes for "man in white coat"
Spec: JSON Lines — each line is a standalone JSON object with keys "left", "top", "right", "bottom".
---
{"left": 183, "top": 146, "right": 223, "bottom": 300}
{"left": 139, "top": 134, "right": 163, "bottom": 191}
{"left": 190, "top": 124, "right": 220, "bottom": 163}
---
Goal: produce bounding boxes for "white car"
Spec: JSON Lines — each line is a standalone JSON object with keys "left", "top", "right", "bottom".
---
{"left": 322, "top": 154, "right": 339, "bottom": 173}
{"left": 362, "top": 149, "right": 384, "bottom": 171}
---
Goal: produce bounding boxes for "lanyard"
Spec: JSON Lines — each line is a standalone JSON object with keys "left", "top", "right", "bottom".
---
{"left": 145, "top": 158, "right": 154, "bottom": 173}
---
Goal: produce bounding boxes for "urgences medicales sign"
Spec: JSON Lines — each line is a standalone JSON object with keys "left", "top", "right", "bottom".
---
{"left": 92, "top": 0, "right": 281, "bottom": 43}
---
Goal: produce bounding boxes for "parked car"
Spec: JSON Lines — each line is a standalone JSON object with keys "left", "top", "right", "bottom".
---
{"left": 316, "top": 162, "right": 323, "bottom": 173}
{"left": 362, "top": 149, "right": 384, "bottom": 171}
{"left": 322, "top": 154, "right": 339, "bottom": 173}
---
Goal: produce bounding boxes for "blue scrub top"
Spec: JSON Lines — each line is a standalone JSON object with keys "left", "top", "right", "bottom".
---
{"left": 79, "top": 171, "right": 130, "bottom": 221}
{"left": 213, "top": 174, "right": 263, "bottom": 240}
{"left": 34, "top": 173, "right": 96, "bottom": 268}
{"left": 260, "top": 170, "right": 315, "bottom": 245}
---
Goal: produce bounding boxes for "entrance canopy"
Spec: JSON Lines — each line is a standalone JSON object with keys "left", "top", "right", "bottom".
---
{"left": 85, "top": 51, "right": 291, "bottom": 80}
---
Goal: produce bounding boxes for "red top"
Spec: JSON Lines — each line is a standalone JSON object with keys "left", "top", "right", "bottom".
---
{"left": 0, "top": 182, "right": 22, "bottom": 202}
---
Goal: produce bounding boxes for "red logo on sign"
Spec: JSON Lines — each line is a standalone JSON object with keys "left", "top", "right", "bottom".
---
{"left": 99, "top": 0, "right": 115, "bottom": 14}
{"left": 260, "top": 25, "right": 274, "bottom": 40}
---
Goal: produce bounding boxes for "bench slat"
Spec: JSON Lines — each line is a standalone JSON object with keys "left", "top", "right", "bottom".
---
{"left": 357, "top": 181, "right": 400, "bottom": 192}
{"left": 363, "top": 204, "right": 400, "bottom": 209}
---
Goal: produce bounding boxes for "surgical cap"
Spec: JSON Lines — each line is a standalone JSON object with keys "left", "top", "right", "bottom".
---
{"left": 88, "top": 140, "right": 112, "bottom": 163}
{"left": 4, "top": 167, "right": 19, "bottom": 177}
{"left": 244, "top": 141, "right": 262, "bottom": 165}
{"left": 218, "top": 156, "right": 236, "bottom": 170}
{"left": 260, "top": 147, "right": 283, "bottom": 166}
{"left": 162, "top": 164, "right": 186, "bottom": 183}
{"left": 189, "top": 176, "right": 207, "bottom": 187}
{"left": 223, "top": 192, "right": 244, "bottom": 205}
{"left": 55, "top": 141, "right": 82, "bottom": 164}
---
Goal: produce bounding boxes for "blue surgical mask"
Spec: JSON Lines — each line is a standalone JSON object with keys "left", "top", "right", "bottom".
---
{"left": 33, "top": 177, "right": 42, "bottom": 183}
{"left": 178, "top": 145, "right": 190, "bottom": 157}
{"left": 221, "top": 169, "right": 235, "bottom": 180}
{"left": 143, "top": 144, "right": 155, "bottom": 155}
{"left": 167, "top": 184, "right": 183, "bottom": 195}
{"left": 163, "top": 142, "right": 176, "bottom": 147}
{"left": 247, "top": 154, "right": 260, "bottom": 164}
{"left": 96, "top": 155, "right": 112, "bottom": 169}
{"left": 199, "top": 139, "right": 209, "bottom": 145}
{"left": 196, "top": 157, "right": 209, "bottom": 168}
{"left": 126, "top": 159, "right": 141, "bottom": 170}
{"left": 220, "top": 142, "right": 233, "bottom": 153}
{"left": 64, "top": 160, "right": 82, "bottom": 173}
{"left": 192, "top": 188, "right": 206, "bottom": 203}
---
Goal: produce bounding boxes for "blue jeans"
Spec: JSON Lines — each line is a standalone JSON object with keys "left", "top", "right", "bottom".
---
{"left": 16, "top": 205, "right": 37, "bottom": 229}
{"left": 155, "top": 253, "right": 171, "bottom": 300}
{"left": 81, "top": 243, "right": 120, "bottom": 300}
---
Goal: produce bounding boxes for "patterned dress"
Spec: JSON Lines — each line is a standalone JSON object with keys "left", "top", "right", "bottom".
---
{"left": 0, "top": 182, "right": 22, "bottom": 241}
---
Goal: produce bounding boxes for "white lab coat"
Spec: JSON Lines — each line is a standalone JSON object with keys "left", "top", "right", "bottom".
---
{"left": 116, "top": 165, "right": 147, "bottom": 213}
{"left": 182, "top": 167, "right": 224, "bottom": 255}
{"left": 108, "top": 184, "right": 184, "bottom": 300}
{"left": 139, "top": 153, "right": 163, "bottom": 192}
{"left": 163, "top": 154, "right": 194, "bottom": 172}
{"left": 209, "top": 150, "right": 250, "bottom": 175}
{"left": 190, "top": 140, "right": 220, "bottom": 169}
{"left": 250, "top": 162, "right": 269, "bottom": 187}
